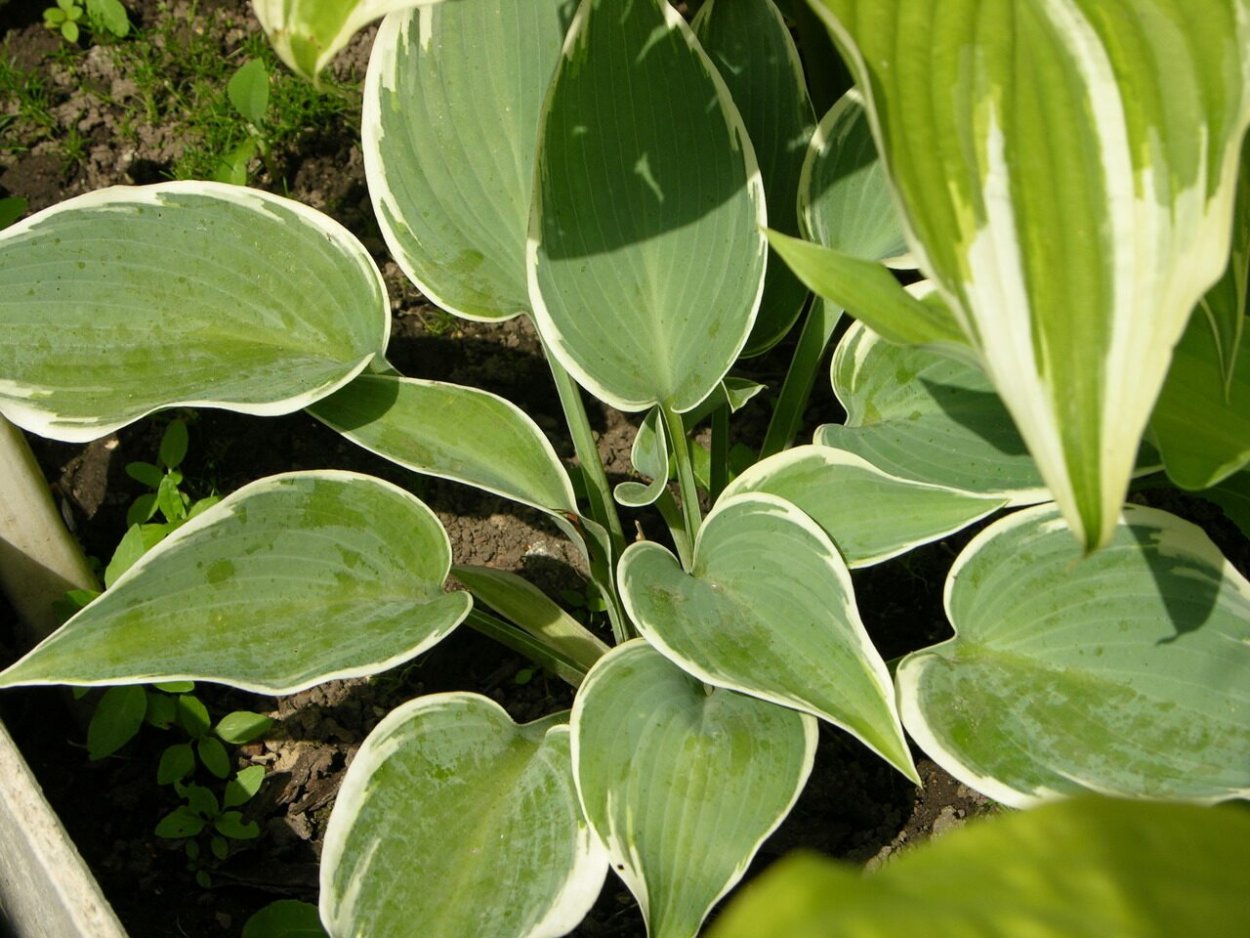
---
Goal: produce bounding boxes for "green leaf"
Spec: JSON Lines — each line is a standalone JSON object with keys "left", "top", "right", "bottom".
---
{"left": 87, "top": 684, "right": 147, "bottom": 759}
{"left": 227, "top": 60, "right": 270, "bottom": 125}
{"left": 723, "top": 446, "right": 1004, "bottom": 567}
{"left": 767, "top": 230, "right": 966, "bottom": 349}
{"left": 215, "top": 711, "right": 275, "bottom": 746}
{"left": 158, "top": 418, "right": 189, "bottom": 470}
{"left": 145, "top": 691, "right": 177, "bottom": 729}
{"left": 86, "top": 0, "right": 129, "bottom": 37}
{"left": 243, "top": 900, "right": 328, "bottom": 938}
{"left": 694, "top": 0, "right": 815, "bottom": 355}
{"left": 321, "top": 694, "right": 605, "bottom": 938}
{"left": 214, "top": 137, "right": 259, "bottom": 186}
{"left": 182, "top": 783, "right": 220, "bottom": 818}
{"left": 613, "top": 407, "right": 670, "bottom": 509}
{"left": 153, "top": 680, "right": 195, "bottom": 693}
{"left": 708, "top": 798, "right": 1250, "bottom": 938}
{"left": 155, "top": 805, "right": 205, "bottom": 839}
{"left": 157, "top": 742, "right": 196, "bottom": 785}
{"left": 0, "top": 182, "right": 388, "bottom": 442}
{"left": 451, "top": 563, "right": 609, "bottom": 680}
{"left": 177, "top": 694, "right": 211, "bottom": 738}
{"left": 216, "top": 810, "right": 261, "bottom": 840}
{"left": 817, "top": 319, "right": 1051, "bottom": 501}
{"left": 1197, "top": 137, "right": 1250, "bottom": 391}
{"left": 810, "top": 0, "right": 1250, "bottom": 550}
{"left": 126, "top": 461, "right": 164, "bottom": 490}
{"left": 104, "top": 523, "right": 165, "bottom": 587}
{"left": 309, "top": 373, "right": 577, "bottom": 514}
{"left": 898, "top": 503, "right": 1250, "bottom": 806}
{"left": 225, "top": 764, "right": 267, "bottom": 808}
{"left": 1152, "top": 310, "right": 1250, "bottom": 489}
{"left": 198, "top": 736, "right": 231, "bottom": 779}
{"left": 156, "top": 473, "right": 187, "bottom": 523}
{"left": 0, "top": 196, "right": 27, "bottom": 230}
{"left": 530, "top": 0, "right": 766, "bottom": 413}
{"left": 572, "top": 641, "right": 816, "bottom": 938}
{"left": 619, "top": 493, "right": 917, "bottom": 782}
{"left": 124, "top": 493, "right": 159, "bottom": 528}
{"left": 363, "top": 0, "right": 568, "bottom": 320}
{"left": 799, "top": 89, "right": 910, "bottom": 266}
{"left": 0, "top": 472, "right": 471, "bottom": 695}
{"left": 252, "top": 0, "right": 446, "bottom": 82}
{"left": 1195, "top": 470, "right": 1250, "bottom": 539}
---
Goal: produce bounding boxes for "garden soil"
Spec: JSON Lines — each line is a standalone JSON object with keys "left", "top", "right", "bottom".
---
{"left": 0, "top": 2, "right": 998, "bottom": 935}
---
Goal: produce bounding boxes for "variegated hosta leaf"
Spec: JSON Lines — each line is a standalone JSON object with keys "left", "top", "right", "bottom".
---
{"left": 898, "top": 503, "right": 1250, "bottom": 807}
{"left": 1152, "top": 311, "right": 1250, "bottom": 489}
{"left": 693, "top": 0, "right": 815, "bottom": 355}
{"left": 810, "top": 0, "right": 1250, "bottom": 549}
{"left": 613, "top": 407, "right": 669, "bottom": 508}
{"left": 0, "top": 182, "right": 388, "bottom": 443}
{"left": 572, "top": 641, "right": 816, "bottom": 938}
{"left": 308, "top": 373, "right": 577, "bottom": 514}
{"left": 619, "top": 493, "right": 917, "bottom": 782}
{"left": 0, "top": 472, "right": 470, "bottom": 694}
{"left": 1199, "top": 135, "right": 1250, "bottom": 389}
{"left": 800, "top": 89, "right": 910, "bottom": 267}
{"left": 722, "top": 446, "right": 1004, "bottom": 567}
{"left": 818, "top": 320, "right": 1052, "bottom": 502}
{"left": 252, "top": 0, "right": 444, "bottom": 82}
{"left": 322, "top": 694, "right": 606, "bottom": 938}
{"left": 709, "top": 798, "right": 1250, "bottom": 938}
{"left": 529, "top": 0, "right": 767, "bottom": 413}
{"left": 363, "top": 0, "right": 568, "bottom": 320}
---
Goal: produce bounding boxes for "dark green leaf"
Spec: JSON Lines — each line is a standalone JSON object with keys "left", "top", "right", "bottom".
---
{"left": 157, "top": 742, "right": 196, "bottom": 785}
{"left": 197, "top": 736, "right": 232, "bottom": 779}
{"left": 177, "top": 694, "right": 211, "bottom": 738}
{"left": 87, "top": 685, "right": 147, "bottom": 759}
{"left": 224, "top": 764, "right": 266, "bottom": 808}
{"left": 227, "top": 60, "right": 270, "bottom": 126}
{"left": 216, "top": 810, "right": 261, "bottom": 840}
{"left": 126, "top": 461, "right": 164, "bottom": 490}
{"left": 0, "top": 196, "right": 27, "bottom": 230}
{"left": 242, "top": 900, "right": 328, "bottom": 938}
{"left": 155, "top": 806, "right": 205, "bottom": 839}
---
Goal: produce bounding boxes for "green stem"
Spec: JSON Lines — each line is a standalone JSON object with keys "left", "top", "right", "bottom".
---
{"left": 709, "top": 402, "right": 729, "bottom": 505}
{"left": 760, "top": 297, "right": 843, "bottom": 459}
{"left": 544, "top": 350, "right": 626, "bottom": 560}
{"left": 661, "top": 403, "right": 702, "bottom": 568}
{"left": 654, "top": 488, "right": 693, "bottom": 571}
{"left": 465, "top": 607, "right": 589, "bottom": 688}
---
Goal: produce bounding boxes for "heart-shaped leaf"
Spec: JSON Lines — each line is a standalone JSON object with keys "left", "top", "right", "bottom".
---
{"left": 619, "top": 493, "right": 916, "bottom": 782}
{"left": 0, "top": 182, "right": 387, "bottom": 442}
{"left": 723, "top": 446, "right": 1004, "bottom": 567}
{"left": 309, "top": 373, "right": 577, "bottom": 513}
{"left": 817, "top": 319, "right": 1051, "bottom": 501}
{"left": 363, "top": 0, "right": 569, "bottom": 319}
{"left": 572, "top": 640, "right": 816, "bottom": 938}
{"left": 898, "top": 503, "right": 1250, "bottom": 807}
{"left": 529, "top": 0, "right": 766, "bottom": 412}
{"left": 322, "top": 694, "right": 605, "bottom": 938}
{"left": 693, "top": 0, "right": 815, "bottom": 355}
{"left": 0, "top": 472, "right": 469, "bottom": 694}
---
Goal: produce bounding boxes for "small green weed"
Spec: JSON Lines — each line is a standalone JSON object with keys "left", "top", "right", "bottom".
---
{"left": 43, "top": 0, "right": 130, "bottom": 45}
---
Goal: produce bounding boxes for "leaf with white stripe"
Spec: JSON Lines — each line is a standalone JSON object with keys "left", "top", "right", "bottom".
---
{"left": 364, "top": 0, "right": 568, "bottom": 320}
{"left": 0, "top": 472, "right": 469, "bottom": 694}
{"left": 252, "top": 0, "right": 446, "bottom": 82}
{"left": 693, "top": 0, "right": 815, "bottom": 355}
{"left": 723, "top": 446, "right": 1004, "bottom": 567}
{"left": 619, "top": 493, "right": 917, "bottom": 782}
{"left": 810, "top": 0, "right": 1250, "bottom": 549}
{"left": 800, "top": 89, "right": 910, "bottom": 268}
{"left": 898, "top": 503, "right": 1250, "bottom": 807}
{"left": 817, "top": 320, "right": 1051, "bottom": 502}
{"left": 322, "top": 694, "right": 606, "bottom": 938}
{"left": 309, "top": 373, "right": 577, "bottom": 514}
{"left": 572, "top": 641, "right": 816, "bottom": 938}
{"left": 529, "top": 0, "right": 767, "bottom": 413}
{"left": 0, "top": 182, "right": 387, "bottom": 443}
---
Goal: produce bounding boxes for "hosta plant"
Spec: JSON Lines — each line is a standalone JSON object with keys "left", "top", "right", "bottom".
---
{"left": 1, "top": 0, "right": 1249, "bottom": 935}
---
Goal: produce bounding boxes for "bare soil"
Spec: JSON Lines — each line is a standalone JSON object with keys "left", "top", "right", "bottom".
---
{"left": 0, "top": 2, "right": 998, "bottom": 935}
